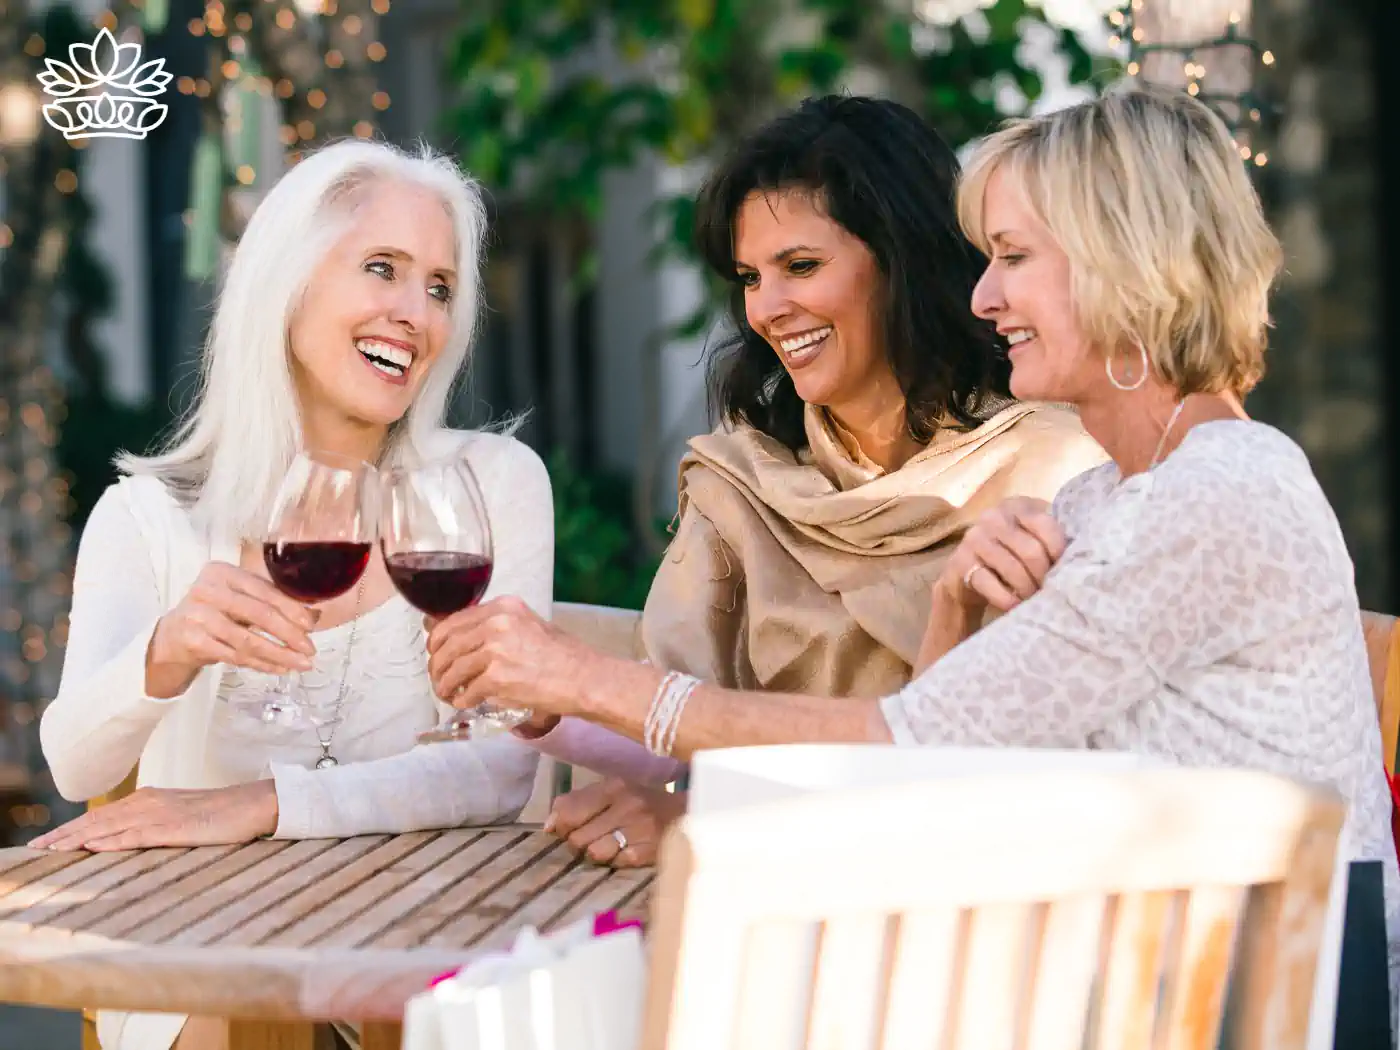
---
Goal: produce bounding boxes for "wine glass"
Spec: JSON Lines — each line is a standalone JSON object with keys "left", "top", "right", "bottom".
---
{"left": 233, "top": 450, "right": 376, "bottom": 730}
{"left": 380, "top": 457, "right": 531, "bottom": 743}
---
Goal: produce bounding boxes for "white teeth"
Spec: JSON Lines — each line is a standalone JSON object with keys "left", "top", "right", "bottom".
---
{"left": 355, "top": 339, "right": 412, "bottom": 374}
{"left": 1006, "top": 330, "right": 1036, "bottom": 346}
{"left": 779, "top": 326, "right": 832, "bottom": 354}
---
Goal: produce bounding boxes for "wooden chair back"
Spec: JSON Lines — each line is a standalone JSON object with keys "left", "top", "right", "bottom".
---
{"left": 643, "top": 767, "right": 1344, "bottom": 1050}
{"left": 1362, "top": 611, "right": 1400, "bottom": 777}
{"left": 552, "top": 601, "right": 646, "bottom": 660}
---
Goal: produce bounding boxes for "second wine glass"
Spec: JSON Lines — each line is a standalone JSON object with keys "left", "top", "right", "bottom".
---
{"left": 381, "top": 457, "right": 531, "bottom": 742}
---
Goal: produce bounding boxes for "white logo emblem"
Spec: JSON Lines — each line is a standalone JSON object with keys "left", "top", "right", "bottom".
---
{"left": 38, "top": 27, "right": 172, "bottom": 141}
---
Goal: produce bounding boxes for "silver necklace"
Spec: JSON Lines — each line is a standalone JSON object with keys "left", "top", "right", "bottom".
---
{"left": 1149, "top": 399, "right": 1188, "bottom": 471}
{"left": 314, "top": 574, "right": 366, "bottom": 769}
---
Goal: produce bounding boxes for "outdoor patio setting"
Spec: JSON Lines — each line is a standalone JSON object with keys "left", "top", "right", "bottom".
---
{"left": 2, "top": 0, "right": 1399, "bottom": 1046}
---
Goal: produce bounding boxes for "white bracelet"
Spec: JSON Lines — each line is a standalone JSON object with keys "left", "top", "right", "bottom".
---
{"left": 644, "top": 671, "right": 700, "bottom": 757}
{"left": 650, "top": 673, "right": 691, "bottom": 756}
{"left": 643, "top": 671, "right": 679, "bottom": 755}
{"left": 661, "top": 676, "right": 700, "bottom": 757}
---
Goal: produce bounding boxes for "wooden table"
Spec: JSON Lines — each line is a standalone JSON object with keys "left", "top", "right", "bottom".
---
{"left": 0, "top": 826, "right": 654, "bottom": 1049}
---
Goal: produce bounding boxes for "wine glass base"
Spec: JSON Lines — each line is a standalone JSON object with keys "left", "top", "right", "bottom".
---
{"left": 469, "top": 705, "right": 532, "bottom": 732}
{"left": 417, "top": 721, "right": 475, "bottom": 744}
{"left": 416, "top": 704, "right": 532, "bottom": 745}
{"left": 225, "top": 693, "right": 321, "bottom": 734}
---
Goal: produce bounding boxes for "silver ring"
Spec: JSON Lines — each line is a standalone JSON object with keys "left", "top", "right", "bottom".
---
{"left": 962, "top": 564, "right": 985, "bottom": 588}
{"left": 611, "top": 829, "right": 628, "bottom": 852}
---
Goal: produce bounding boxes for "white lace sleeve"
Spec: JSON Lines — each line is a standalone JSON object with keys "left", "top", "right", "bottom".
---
{"left": 881, "top": 462, "right": 1322, "bottom": 748}
{"left": 272, "top": 435, "right": 554, "bottom": 837}
{"left": 272, "top": 732, "right": 541, "bottom": 836}
{"left": 39, "top": 481, "right": 179, "bottom": 801}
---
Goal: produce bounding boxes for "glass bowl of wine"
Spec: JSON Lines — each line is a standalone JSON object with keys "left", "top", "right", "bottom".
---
{"left": 240, "top": 450, "right": 376, "bottom": 729}
{"left": 381, "top": 455, "right": 531, "bottom": 741}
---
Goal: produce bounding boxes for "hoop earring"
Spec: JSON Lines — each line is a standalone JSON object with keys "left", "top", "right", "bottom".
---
{"left": 1106, "top": 343, "right": 1150, "bottom": 392}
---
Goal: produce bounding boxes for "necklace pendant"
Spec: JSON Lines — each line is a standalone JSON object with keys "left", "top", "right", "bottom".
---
{"left": 315, "top": 754, "right": 338, "bottom": 770}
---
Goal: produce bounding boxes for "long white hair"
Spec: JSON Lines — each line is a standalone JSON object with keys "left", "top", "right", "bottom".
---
{"left": 121, "top": 140, "right": 489, "bottom": 540}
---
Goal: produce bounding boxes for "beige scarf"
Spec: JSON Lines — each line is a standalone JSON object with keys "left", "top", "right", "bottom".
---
{"left": 640, "top": 401, "right": 1105, "bottom": 697}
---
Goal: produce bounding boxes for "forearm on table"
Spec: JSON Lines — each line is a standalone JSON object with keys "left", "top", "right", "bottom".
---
{"left": 526, "top": 717, "right": 684, "bottom": 787}
{"left": 271, "top": 734, "right": 539, "bottom": 838}
{"left": 573, "top": 656, "right": 894, "bottom": 762}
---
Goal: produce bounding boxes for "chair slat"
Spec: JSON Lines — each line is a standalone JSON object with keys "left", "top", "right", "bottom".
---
{"left": 806, "top": 915, "right": 891, "bottom": 1050}
{"left": 731, "top": 920, "right": 818, "bottom": 1050}
{"left": 1092, "top": 890, "right": 1176, "bottom": 1050}
{"left": 1161, "top": 886, "right": 1246, "bottom": 1050}
{"left": 1023, "top": 895, "right": 1106, "bottom": 1050}
{"left": 879, "top": 909, "right": 962, "bottom": 1050}
{"left": 953, "top": 903, "right": 1033, "bottom": 1050}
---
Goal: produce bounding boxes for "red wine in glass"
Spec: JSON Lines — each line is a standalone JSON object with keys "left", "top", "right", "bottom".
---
{"left": 265, "top": 541, "right": 372, "bottom": 603}
{"left": 383, "top": 550, "right": 493, "bottom": 617}
{"left": 230, "top": 451, "right": 376, "bottom": 732}
{"left": 381, "top": 456, "right": 530, "bottom": 742}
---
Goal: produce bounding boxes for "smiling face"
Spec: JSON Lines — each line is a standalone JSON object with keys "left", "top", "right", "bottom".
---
{"left": 287, "top": 180, "right": 457, "bottom": 436}
{"left": 970, "top": 167, "right": 1106, "bottom": 404}
{"left": 733, "top": 190, "right": 901, "bottom": 422}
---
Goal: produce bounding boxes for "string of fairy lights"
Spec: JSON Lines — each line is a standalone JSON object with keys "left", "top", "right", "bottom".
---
{"left": 1112, "top": 0, "right": 1276, "bottom": 168}
{"left": 3, "top": 0, "right": 393, "bottom": 832}
{"left": 171, "top": 0, "right": 391, "bottom": 157}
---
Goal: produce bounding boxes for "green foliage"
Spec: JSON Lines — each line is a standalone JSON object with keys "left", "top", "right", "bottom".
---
{"left": 58, "top": 397, "right": 168, "bottom": 529}
{"left": 445, "top": 0, "right": 1107, "bottom": 232}
{"left": 548, "top": 451, "right": 664, "bottom": 610}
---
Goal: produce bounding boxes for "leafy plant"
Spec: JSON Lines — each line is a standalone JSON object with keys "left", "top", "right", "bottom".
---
{"left": 445, "top": 0, "right": 1105, "bottom": 252}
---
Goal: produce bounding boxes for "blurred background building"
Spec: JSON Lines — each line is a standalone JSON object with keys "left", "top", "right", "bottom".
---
{"left": 0, "top": 0, "right": 1392, "bottom": 854}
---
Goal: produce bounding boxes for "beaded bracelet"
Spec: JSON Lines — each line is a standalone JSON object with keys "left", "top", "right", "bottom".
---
{"left": 644, "top": 670, "right": 701, "bottom": 757}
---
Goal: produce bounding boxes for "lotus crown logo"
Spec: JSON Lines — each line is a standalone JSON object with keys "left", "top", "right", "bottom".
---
{"left": 38, "top": 27, "right": 172, "bottom": 141}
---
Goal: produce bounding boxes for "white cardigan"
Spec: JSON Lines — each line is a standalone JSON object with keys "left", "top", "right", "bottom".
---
{"left": 40, "top": 428, "right": 553, "bottom": 839}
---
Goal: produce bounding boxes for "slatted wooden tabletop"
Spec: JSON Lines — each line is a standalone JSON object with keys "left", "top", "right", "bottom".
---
{"left": 0, "top": 826, "right": 653, "bottom": 1026}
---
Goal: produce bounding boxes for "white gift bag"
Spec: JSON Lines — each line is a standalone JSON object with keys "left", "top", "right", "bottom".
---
{"left": 401, "top": 920, "right": 647, "bottom": 1050}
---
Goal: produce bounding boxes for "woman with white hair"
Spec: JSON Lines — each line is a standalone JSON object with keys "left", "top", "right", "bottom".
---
{"left": 32, "top": 140, "right": 551, "bottom": 1049}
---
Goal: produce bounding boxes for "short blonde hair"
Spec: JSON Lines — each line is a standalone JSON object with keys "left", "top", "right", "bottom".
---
{"left": 957, "top": 85, "right": 1283, "bottom": 396}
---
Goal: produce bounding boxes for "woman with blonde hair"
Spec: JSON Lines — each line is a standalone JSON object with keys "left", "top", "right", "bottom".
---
{"left": 33, "top": 141, "right": 552, "bottom": 1049}
{"left": 427, "top": 86, "right": 1400, "bottom": 1015}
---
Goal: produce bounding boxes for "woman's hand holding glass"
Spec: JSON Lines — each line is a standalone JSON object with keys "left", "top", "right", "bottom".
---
{"left": 381, "top": 457, "right": 534, "bottom": 742}
{"left": 426, "top": 596, "right": 596, "bottom": 720}
{"left": 147, "top": 562, "right": 319, "bottom": 699}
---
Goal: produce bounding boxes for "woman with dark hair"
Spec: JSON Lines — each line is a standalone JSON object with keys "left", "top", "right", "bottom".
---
{"left": 519, "top": 95, "right": 1105, "bottom": 863}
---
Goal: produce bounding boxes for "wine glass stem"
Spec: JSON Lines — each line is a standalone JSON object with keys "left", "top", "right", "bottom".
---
{"left": 264, "top": 672, "right": 302, "bottom": 719}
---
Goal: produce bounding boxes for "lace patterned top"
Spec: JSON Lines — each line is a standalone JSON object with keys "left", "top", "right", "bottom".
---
{"left": 880, "top": 420, "right": 1400, "bottom": 1000}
